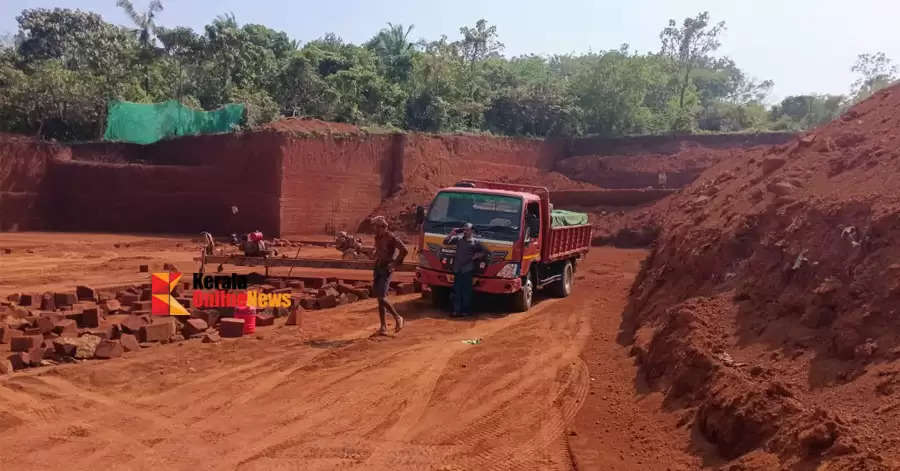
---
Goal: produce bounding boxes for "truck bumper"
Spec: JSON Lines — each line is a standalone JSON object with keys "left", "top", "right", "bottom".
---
{"left": 416, "top": 267, "right": 522, "bottom": 294}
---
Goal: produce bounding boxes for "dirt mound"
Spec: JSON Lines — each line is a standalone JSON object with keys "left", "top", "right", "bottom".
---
{"left": 624, "top": 85, "right": 900, "bottom": 469}
{"left": 262, "top": 117, "right": 362, "bottom": 135}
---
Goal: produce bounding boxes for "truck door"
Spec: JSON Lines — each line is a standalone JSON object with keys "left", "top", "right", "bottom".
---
{"left": 523, "top": 202, "right": 541, "bottom": 272}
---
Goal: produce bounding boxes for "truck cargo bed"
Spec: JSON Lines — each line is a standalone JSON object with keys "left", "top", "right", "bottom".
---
{"left": 546, "top": 225, "right": 592, "bottom": 261}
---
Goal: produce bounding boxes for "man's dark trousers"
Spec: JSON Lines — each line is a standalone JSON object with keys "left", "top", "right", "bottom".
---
{"left": 453, "top": 271, "right": 474, "bottom": 315}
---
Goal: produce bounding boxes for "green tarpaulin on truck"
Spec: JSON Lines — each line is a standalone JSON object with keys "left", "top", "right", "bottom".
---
{"left": 550, "top": 210, "right": 589, "bottom": 227}
{"left": 103, "top": 100, "right": 245, "bottom": 145}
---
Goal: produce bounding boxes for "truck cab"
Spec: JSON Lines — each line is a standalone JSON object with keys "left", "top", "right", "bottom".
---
{"left": 415, "top": 180, "right": 591, "bottom": 312}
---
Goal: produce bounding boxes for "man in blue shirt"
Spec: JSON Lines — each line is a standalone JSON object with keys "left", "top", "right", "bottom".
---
{"left": 443, "top": 223, "right": 489, "bottom": 317}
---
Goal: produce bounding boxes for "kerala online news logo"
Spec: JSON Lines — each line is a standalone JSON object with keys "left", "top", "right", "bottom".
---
{"left": 151, "top": 272, "right": 292, "bottom": 316}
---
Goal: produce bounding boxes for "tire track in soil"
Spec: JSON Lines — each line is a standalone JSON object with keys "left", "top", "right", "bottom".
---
{"left": 0, "top": 375, "right": 176, "bottom": 470}
{"left": 229, "top": 311, "right": 539, "bottom": 470}
{"left": 424, "top": 308, "right": 592, "bottom": 470}
{"left": 235, "top": 292, "right": 591, "bottom": 470}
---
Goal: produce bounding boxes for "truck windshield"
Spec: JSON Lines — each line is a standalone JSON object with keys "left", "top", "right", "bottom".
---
{"left": 425, "top": 191, "right": 523, "bottom": 242}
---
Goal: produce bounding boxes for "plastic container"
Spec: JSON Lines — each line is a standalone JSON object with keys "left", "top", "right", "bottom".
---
{"left": 233, "top": 305, "right": 256, "bottom": 334}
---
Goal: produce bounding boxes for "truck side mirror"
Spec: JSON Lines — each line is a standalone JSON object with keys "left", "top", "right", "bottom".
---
{"left": 415, "top": 206, "right": 426, "bottom": 226}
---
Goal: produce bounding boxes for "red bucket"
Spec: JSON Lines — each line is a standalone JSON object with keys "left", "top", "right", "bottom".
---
{"left": 233, "top": 305, "right": 256, "bottom": 334}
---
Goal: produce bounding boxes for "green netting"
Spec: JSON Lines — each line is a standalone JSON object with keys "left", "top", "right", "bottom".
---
{"left": 103, "top": 100, "right": 245, "bottom": 145}
{"left": 551, "top": 209, "right": 589, "bottom": 227}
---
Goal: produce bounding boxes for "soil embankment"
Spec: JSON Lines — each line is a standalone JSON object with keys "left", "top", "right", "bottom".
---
{"left": 623, "top": 85, "right": 900, "bottom": 469}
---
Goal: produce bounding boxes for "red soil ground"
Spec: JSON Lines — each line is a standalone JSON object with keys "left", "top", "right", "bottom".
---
{"left": 262, "top": 117, "right": 363, "bottom": 135}
{"left": 1, "top": 238, "right": 714, "bottom": 470}
{"left": 624, "top": 84, "right": 900, "bottom": 469}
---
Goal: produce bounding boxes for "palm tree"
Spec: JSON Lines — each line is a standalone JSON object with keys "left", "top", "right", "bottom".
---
{"left": 205, "top": 13, "right": 241, "bottom": 93}
{"left": 368, "top": 23, "right": 416, "bottom": 81}
{"left": 117, "top": 0, "right": 164, "bottom": 49}
{"left": 117, "top": 0, "right": 164, "bottom": 92}
{"left": 371, "top": 23, "right": 414, "bottom": 57}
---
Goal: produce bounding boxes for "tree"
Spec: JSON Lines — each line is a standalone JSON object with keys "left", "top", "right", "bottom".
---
{"left": 273, "top": 51, "right": 337, "bottom": 118}
{"left": 366, "top": 23, "right": 417, "bottom": 82}
{"left": 404, "top": 38, "right": 467, "bottom": 131}
{"left": 769, "top": 94, "right": 844, "bottom": 130}
{"left": 116, "top": 0, "right": 163, "bottom": 50}
{"left": 155, "top": 26, "right": 202, "bottom": 102}
{"left": 570, "top": 48, "right": 675, "bottom": 136}
{"left": 15, "top": 8, "right": 137, "bottom": 73}
{"left": 660, "top": 11, "right": 726, "bottom": 110}
{"left": 2, "top": 5, "right": 801, "bottom": 140}
{"left": 116, "top": 0, "right": 163, "bottom": 91}
{"left": 850, "top": 52, "right": 897, "bottom": 103}
{"left": 456, "top": 19, "right": 504, "bottom": 65}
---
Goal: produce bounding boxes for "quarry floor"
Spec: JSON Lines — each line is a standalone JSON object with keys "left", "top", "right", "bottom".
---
{"left": 0, "top": 234, "right": 704, "bottom": 470}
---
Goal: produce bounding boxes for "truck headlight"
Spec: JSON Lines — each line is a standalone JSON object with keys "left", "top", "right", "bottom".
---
{"left": 496, "top": 263, "right": 519, "bottom": 279}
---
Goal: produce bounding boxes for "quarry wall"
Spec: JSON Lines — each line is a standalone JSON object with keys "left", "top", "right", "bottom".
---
{"left": 0, "top": 129, "right": 795, "bottom": 236}
{"left": 0, "top": 135, "right": 70, "bottom": 231}
{"left": 567, "top": 132, "right": 794, "bottom": 157}
{"left": 278, "top": 134, "right": 396, "bottom": 235}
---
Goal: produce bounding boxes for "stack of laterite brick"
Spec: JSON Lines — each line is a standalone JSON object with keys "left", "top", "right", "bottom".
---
{"left": 1, "top": 285, "right": 126, "bottom": 372}
{"left": 292, "top": 279, "right": 419, "bottom": 311}
{"left": 0, "top": 274, "right": 418, "bottom": 375}
{"left": 0, "top": 281, "right": 280, "bottom": 373}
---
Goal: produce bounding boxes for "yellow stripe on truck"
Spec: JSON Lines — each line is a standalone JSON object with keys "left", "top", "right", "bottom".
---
{"left": 423, "top": 234, "right": 515, "bottom": 261}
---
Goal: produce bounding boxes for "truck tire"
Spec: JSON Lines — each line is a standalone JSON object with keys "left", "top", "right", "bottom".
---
{"left": 512, "top": 272, "right": 533, "bottom": 312}
{"left": 430, "top": 286, "right": 450, "bottom": 308}
{"left": 551, "top": 261, "right": 574, "bottom": 298}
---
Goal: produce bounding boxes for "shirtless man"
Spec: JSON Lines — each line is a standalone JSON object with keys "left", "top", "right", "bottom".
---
{"left": 371, "top": 216, "right": 407, "bottom": 335}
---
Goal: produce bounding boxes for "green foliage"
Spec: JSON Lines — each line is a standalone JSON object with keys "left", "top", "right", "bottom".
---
{"left": 570, "top": 49, "right": 679, "bottom": 135}
{"left": 769, "top": 94, "right": 845, "bottom": 130}
{"left": 366, "top": 23, "right": 417, "bottom": 82}
{"left": 228, "top": 88, "right": 279, "bottom": 127}
{"left": 457, "top": 19, "right": 504, "bottom": 65}
{"left": 850, "top": 52, "right": 897, "bottom": 103}
{"left": 660, "top": 11, "right": 726, "bottom": 110}
{"left": 0, "top": 7, "right": 863, "bottom": 141}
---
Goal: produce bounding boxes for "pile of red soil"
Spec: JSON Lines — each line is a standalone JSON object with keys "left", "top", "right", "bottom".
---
{"left": 262, "top": 118, "right": 362, "bottom": 135}
{"left": 625, "top": 85, "right": 900, "bottom": 469}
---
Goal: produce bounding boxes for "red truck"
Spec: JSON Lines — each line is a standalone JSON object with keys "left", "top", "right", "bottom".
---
{"left": 414, "top": 180, "right": 592, "bottom": 312}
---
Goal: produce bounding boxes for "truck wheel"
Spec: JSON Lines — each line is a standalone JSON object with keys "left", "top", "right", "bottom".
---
{"left": 430, "top": 286, "right": 450, "bottom": 308}
{"left": 551, "top": 261, "right": 574, "bottom": 298}
{"left": 512, "top": 273, "right": 533, "bottom": 312}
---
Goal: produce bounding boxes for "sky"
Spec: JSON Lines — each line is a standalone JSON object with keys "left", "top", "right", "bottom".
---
{"left": 2, "top": 0, "right": 899, "bottom": 103}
